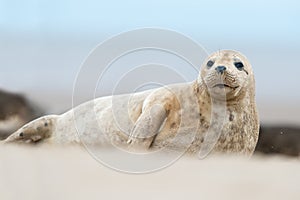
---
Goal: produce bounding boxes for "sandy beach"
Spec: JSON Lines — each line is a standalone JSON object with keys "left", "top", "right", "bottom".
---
{"left": 0, "top": 145, "right": 299, "bottom": 200}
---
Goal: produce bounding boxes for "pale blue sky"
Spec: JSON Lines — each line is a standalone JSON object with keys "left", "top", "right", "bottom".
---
{"left": 1, "top": 0, "right": 299, "bottom": 44}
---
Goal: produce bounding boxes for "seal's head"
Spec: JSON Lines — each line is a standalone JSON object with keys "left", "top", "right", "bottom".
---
{"left": 199, "top": 50, "right": 254, "bottom": 101}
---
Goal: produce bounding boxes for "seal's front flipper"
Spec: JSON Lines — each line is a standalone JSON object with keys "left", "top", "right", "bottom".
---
{"left": 127, "top": 104, "right": 167, "bottom": 148}
{"left": 4, "top": 115, "right": 57, "bottom": 144}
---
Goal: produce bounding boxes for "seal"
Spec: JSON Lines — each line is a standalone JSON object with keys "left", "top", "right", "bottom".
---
{"left": 4, "top": 50, "right": 259, "bottom": 156}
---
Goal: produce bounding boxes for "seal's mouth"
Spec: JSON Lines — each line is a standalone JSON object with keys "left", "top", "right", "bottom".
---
{"left": 213, "top": 84, "right": 238, "bottom": 89}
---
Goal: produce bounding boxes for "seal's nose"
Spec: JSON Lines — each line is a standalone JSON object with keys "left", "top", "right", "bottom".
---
{"left": 215, "top": 66, "right": 227, "bottom": 74}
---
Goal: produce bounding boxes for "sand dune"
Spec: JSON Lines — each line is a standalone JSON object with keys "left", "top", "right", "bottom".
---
{"left": 0, "top": 145, "right": 299, "bottom": 200}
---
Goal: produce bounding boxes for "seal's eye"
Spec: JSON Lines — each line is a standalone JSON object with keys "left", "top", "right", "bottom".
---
{"left": 207, "top": 60, "right": 214, "bottom": 68}
{"left": 234, "top": 62, "right": 244, "bottom": 70}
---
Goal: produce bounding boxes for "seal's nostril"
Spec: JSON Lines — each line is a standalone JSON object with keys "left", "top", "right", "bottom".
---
{"left": 215, "top": 66, "right": 226, "bottom": 74}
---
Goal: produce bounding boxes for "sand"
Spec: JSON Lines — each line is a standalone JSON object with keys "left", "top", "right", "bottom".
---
{"left": 0, "top": 145, "right": 299, "bottom": 200}
{"left": 1, "top": 90, "right": 299, "bottom": 200}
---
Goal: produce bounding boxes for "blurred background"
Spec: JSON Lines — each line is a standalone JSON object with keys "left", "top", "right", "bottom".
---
{"left": 0, "top": 0, "right": 300, "bottom": 152}
{"left": 1, "top": 0, "right": 299, "bottom": 122}
{"left": 0, "top": 1, "right": 300, "bottom": 199}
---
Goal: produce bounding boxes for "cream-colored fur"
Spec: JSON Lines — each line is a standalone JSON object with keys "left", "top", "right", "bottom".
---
{"left": 4, "top": 50, "right": 259, "bottom": 156}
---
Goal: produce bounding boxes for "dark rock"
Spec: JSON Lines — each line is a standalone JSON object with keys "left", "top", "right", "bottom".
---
{"left": 0, "top": 89, "right": 43, "bottom": 140}
{"left": 255, "top": 125, "right": 300, "bottom": 157}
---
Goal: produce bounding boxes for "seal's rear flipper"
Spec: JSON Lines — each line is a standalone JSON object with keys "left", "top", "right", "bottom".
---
{"left": 0, "top": 89, "right": 45, "bottom": 140}
{"left": 4, "top": 115, "right": 58, "bottom": 144}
